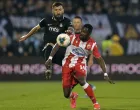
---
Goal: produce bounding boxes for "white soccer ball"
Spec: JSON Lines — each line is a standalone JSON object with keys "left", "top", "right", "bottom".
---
{"left": 56, "top": 33, "right": 70, "bottom": 47}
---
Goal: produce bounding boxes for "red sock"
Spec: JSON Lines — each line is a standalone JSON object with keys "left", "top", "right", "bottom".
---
{"left": 83, "top": 83, "right": 97, "bottom": 104}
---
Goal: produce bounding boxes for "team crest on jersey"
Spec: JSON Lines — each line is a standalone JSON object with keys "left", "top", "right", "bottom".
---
{"left": 87, "top": 44, "right": 91, "bottom": 49}
{"left": 60, "top": 23, "right": 63, "bottom": 27}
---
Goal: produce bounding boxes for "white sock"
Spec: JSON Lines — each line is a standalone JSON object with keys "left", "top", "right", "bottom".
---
{"left": 82, "top": 83, "right": 89, "bottom": 89}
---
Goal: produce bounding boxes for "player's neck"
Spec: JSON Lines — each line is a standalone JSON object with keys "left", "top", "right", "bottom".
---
{"left": 81, "top": 37, "right": 90, "bottom": 42}
{"left": 52, "top": 16, "right": 64, "bottom": 21}
{"left": 75, "top": 29, "right": 81, "bottom": 34}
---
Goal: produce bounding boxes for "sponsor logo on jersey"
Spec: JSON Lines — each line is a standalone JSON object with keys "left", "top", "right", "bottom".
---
{"left": 87, "top": 44, "right": 91, "bottom": 49}
{"left": 47, "top": 24, "right": 52, "bottom": 26}
{"left": 72, "top": 47, "right": 86, "bottom": 57}
{"left": 49, "top": 27, "right": 59, "bottom": 32}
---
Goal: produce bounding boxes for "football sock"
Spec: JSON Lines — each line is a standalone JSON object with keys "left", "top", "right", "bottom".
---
{"left": 82, "top": 83, "right": 97, "bottom": 104}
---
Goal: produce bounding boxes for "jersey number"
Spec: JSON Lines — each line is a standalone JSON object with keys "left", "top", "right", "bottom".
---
{"left": 80, "top": 65, "right": 85, "bottom": 70}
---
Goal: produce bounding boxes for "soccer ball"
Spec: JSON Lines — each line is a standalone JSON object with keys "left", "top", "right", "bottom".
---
{"left": 56, "top": 33, "right": 70, "bottom": 47}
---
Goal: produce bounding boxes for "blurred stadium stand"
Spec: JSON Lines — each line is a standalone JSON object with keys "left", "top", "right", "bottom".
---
{"left": 0, "top": 0, "right": 140, "bottom": 57}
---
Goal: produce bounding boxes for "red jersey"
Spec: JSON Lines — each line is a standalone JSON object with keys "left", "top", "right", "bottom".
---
{"left": 62, "top": 34, "right": 101, "bottom": 68}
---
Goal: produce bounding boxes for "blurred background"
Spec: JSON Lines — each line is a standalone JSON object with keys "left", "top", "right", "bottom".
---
{"left": 0, "top": 0, "right": 140, "bottom": 80}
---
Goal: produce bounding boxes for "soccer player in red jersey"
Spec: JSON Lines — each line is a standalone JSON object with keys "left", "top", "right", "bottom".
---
{"left": 72, "top": 16, "right": 96, "bottom": 92}
{"left": 46, "top": 24, "right": 114, "bottom": 109}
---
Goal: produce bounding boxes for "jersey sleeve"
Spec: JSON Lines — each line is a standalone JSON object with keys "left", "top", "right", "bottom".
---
{"left": 92, "top": 44, "right": 101, "bottom": 58}
{"left": 39, "top": 18, "right": 47, "bottom": 28}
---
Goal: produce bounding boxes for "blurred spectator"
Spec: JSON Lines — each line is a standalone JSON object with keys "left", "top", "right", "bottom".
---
{"left": 127, "top": 0, "right": 140, "bottom": 16}
{"left": 0, "top": 36, "right": 8, "bottom": 56}
{"left": 24, "top": 42, "right": 36, "bottom": 56}
{"left": 35, "top": 0, "right": 45, "bottom": 17}
{"left": 76, "top": 7, "right": 84, "bottom": 15}
{"left": 125, "top": 24, "right": 139, "bottom": 39}
{"left": 1, "top": 0, "right": 138, "bottom": 16}
{"left": 109, "top": 35, "right": 124, "bottom": 56}
{"left": 102, "top": 35, "right": 112, "bottom": 56}
{"left": 120, "top": 37, "right": 128, "bottom": 55}
{"left": 10, "top": 32, "right": 25, "bottom": 56}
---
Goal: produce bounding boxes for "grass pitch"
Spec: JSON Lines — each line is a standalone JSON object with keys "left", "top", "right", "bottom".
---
{"left": 0, "top": 81, "right": 140, "bottom": 110}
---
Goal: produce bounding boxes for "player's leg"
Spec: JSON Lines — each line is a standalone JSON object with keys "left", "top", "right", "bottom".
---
{"left": 44, "top": 45, "right": 65, "bottom": 79}
{"left": 44, "top": 45, "right": 53, "bottom": 79}
{"left": 71, "top": 76, "right": 79, "bottom": 89}
{"left": 87, "top": 66, "right": 96, "bottom": 90}
{"left": 62, "top": 66, "right": 74, "bottom": 98}
{"left": 62, "top": 66, "right": 78, "bottom": 108}
{"left": 87, "top": 62, "right": 96, "bottom": 92}
{"left": 52, "top": 47, "right": 66, "bottom": 66}
{"left": 74, "top": 64, "right": 100, "bottom": 109}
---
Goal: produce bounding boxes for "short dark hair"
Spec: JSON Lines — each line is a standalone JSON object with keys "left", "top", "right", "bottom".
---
{"left": 52, "top": 2, "right": 63, "bottom": 8}
{"left": 74, "top": 16, "right": 82, "bottom": 21}
{"left": 83, "top": 24, "right": 93, "bottom": 34}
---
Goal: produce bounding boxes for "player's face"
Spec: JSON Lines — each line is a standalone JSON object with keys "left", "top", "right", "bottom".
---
{"left": 72, "top": 18, "right": 82, "bottom": 30}
{"left": 80, "top": 27, "right": 90, "bottom": 42}
{"left": 52, "top": 6, "right": 64, "bottom": 18}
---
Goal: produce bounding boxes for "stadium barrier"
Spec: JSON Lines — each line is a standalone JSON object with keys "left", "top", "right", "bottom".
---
{"left": 0, "top": 56, "right": 140, "bottom": 81}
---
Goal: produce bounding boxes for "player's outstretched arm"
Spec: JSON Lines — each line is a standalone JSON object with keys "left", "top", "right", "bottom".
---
{"left": 95, "top": 57, "right": 106, "bottom": 73}
{"left": 88, "top": 54, "right": 94, "bottom": 67}
{"left": 19, "top": 24, "right": 41, "bottom": 42}
{"left": 45, "top": 43, "right": 60, "bottom": 68}
{"left": 92, "top": 45, "right": 114, "bottom": 84}
{"left": 95, "top": 57, "right": 115, "bottom": 84}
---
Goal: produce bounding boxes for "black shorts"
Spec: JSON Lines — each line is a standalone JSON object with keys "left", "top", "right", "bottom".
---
{"left": 44, "top": 45, "right": 66, "bottom": 66}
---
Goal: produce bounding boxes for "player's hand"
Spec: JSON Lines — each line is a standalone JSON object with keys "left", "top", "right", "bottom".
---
{"left": 88, "top": 60, "right": 93, "bottom": 67}
{"left": 65, "top": 30, "right": 72, "bottom": 35}
{"left": 45, "top": 59, "right": 52, "bottom": 69}
{"left": 19, "top": 35, "right": 27, "bottom": 42}
{"left": 65, "top": 27, "right": 74, "bottom": 35}
{"left": 104, "top": 73, "right": 115, "bottom": 84}
{"left": 45, "top": 59, "right": 52, "bottom": 79}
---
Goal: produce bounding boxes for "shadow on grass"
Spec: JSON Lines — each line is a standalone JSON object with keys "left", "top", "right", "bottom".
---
{"left": 78, "top": 107, "right": 133, "bottom": 110}
{"left": 78, "top": 107, "right": 89, "bottom": 110}
{"left": 78, "top": 108, "right": 128, "bottom": 110}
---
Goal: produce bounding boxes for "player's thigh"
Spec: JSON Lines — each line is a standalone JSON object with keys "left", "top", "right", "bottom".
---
{"left": 44, "top": 45, "right": 52, "bottom": 61}
{"left": 74, "top": 64, "right": 87, "bottom": 86}
{"left": 62, "top": 66, "right": 72, "bottom": 88}
{"left": 74, "top": 64, "right": 87, "bottom": 77}
{"left": 71, "top": 76, "right": 79, "bottom": 88}
{"left": 62, "top": 66, "right": 75, "bottom": 98}
{"left": 52, "top": 47, "right": 66, "bottom": 66}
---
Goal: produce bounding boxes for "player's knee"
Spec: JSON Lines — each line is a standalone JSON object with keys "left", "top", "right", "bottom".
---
{"left": 64, "top": 93, "right": 70, "bottom": 99}
{"left": 78, "top": 81, "right": 86, "bottom": 86}
{"left": 76, "top": 76, "right": 86, "bottom": 86}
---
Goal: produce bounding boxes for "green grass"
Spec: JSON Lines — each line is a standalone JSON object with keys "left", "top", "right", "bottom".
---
{"left": 0, "top": 81, "right": 140, "bottom": 110}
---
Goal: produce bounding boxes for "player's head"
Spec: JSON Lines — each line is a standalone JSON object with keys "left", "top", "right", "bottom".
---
{"left": 52, "top": 2, "right": 64, "bottom": 21}
{"left": 80, "top": 24, "right": 93, "bottom": 42}
{"left": 72, "top": 16, "right": 82, "bottom": 31}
